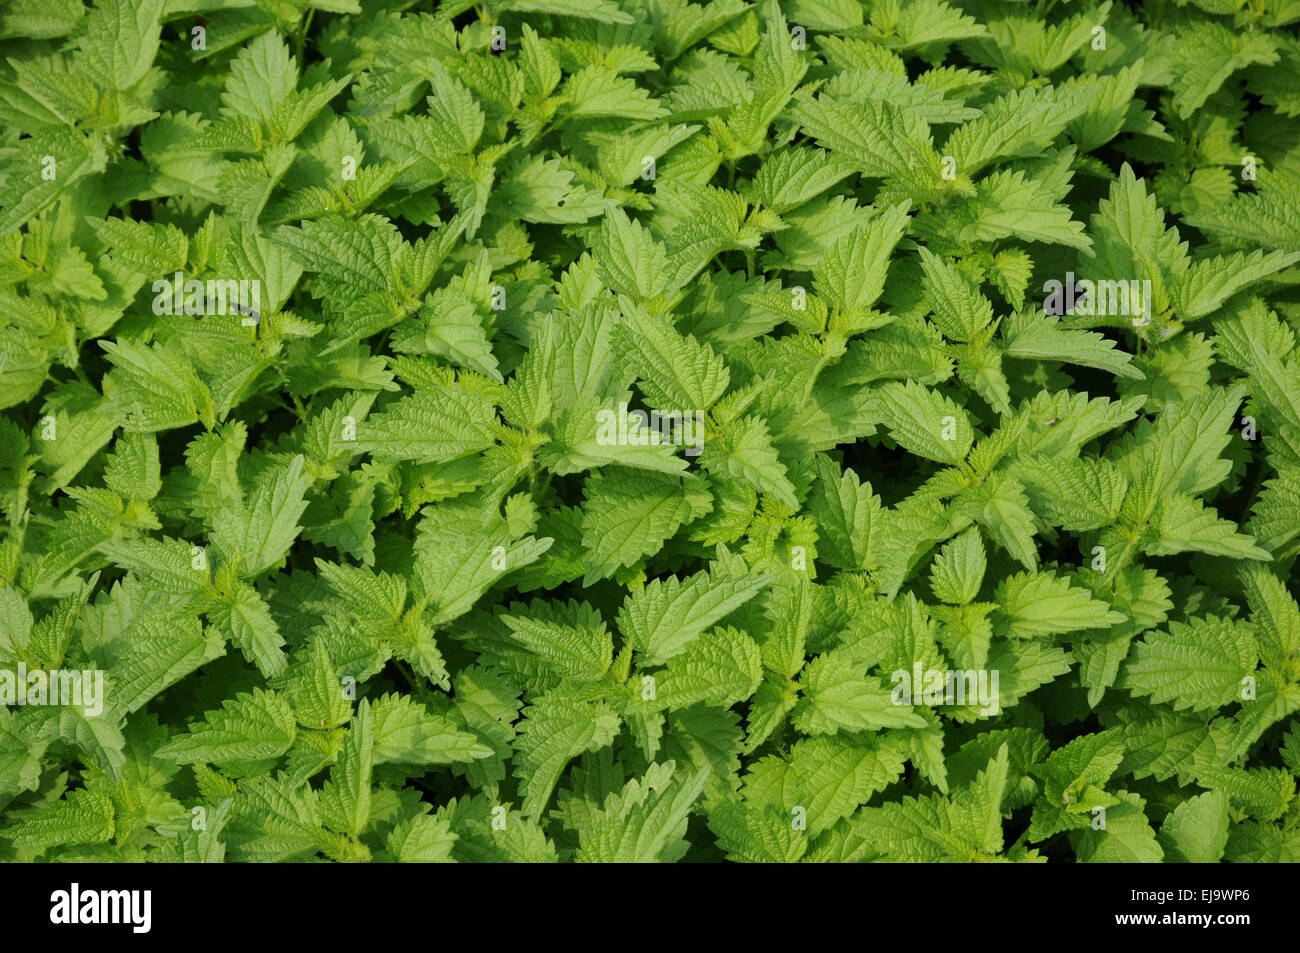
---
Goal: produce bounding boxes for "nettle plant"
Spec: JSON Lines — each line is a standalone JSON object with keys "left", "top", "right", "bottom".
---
{"left": 0, "top": 0, "right": 1299, "bottom": 864}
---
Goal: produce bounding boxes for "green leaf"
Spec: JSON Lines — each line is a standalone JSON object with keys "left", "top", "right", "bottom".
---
{"left": 211, "top": 455, "right": 313, "bottom": 577}
{"left": 157, "top": 689, "right": 297, "bottom": 767}
{"left": 354, "top": 387, "right": 499, "bottom": 463}
{"left": 1069, "top": 790, "right": 1163, "bottom": 862}
{"left": 210, "top": 581, "right": 288, "bottom": 678}
{"left": 793, "top": 651, "right": 928, "bottom": 735}
{"left": 502, "top": 613, "right": 613, "bottom": 681}
{"left": 655, "top": 626, "right": 762, "bottom": 709}
{"left": 614, "top": 303, "right": 730, "bottom": 409}
{"left": 1121, "top": 618, "right": 1258, "bottom": 713}
{"left": 372, "top": 693, "right": 492, "bottom": 765}
{"left": 1159, "top": 789, "right": 1229, "bottom": 863}
{"left": 851, "top": 745, "right": 1010, "bottom": 861}
{"left": 806, "top": 454, "right": 881, "bottom": 571}
{"left": 918, "top": 246, "right": 993, "bottom": 343}
{"left": 514, "top": 691, "right": 622, "bottom": 818}
{"left": 581, "top": 469, "right": 710, "bottom": 583}
{"left": 929, "top": 526, "right": 986, "bottom": 605}
{"left": 618, "top": 563, "right": 771, "bottom": 666}
{"left": 995, "top": 570, "right": 1126, "bottom": 639}
{"left": 320, "top": 698, "right": 374, "bottom": 837}
{"left": 813, "top": 201, "right": 910, "bottom": 319}
{"left": 70, "top": 0, "right": 165, "bottom": 91}
{"left": 1146, "top": 494, "right": 1270, "bottom": 561}
{"left": 874, "top": 380, "right": 974, "bottom": 465}
{"left": 5, "top": 787, "right": 115, "bottom": 852}
{"left": 574, "top": 762, "right": 710, "bottom": 862}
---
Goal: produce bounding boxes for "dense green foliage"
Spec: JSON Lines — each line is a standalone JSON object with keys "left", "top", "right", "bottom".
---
{"left": 2, "top": 0, "right": 1299, "bottom": 862}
